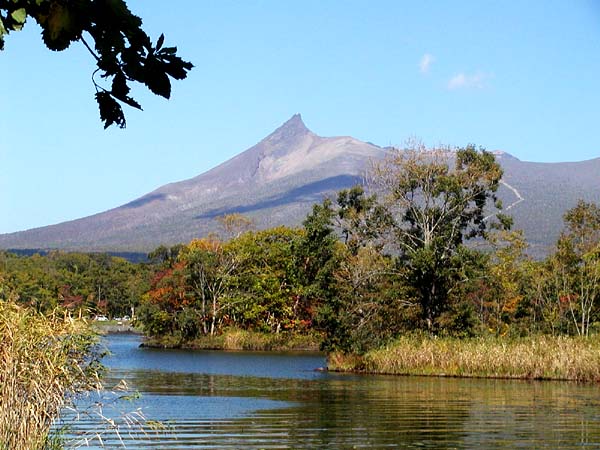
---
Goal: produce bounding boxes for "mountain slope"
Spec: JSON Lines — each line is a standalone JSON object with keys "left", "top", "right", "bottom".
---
{"left": 492, "top": 152, "right": 600, "bottom": 256}
{"left": 0, "top": 115, "right": 385, "bottom": 251}
{"left": 0, "top": 115, "right": 598, "bottom": 256}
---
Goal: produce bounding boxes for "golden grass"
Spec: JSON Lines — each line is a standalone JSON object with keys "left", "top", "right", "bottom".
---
{"left": 219, "top": 329, "right": 320, "bottom": 351}
{"left": 328, "top": 334, "right": 600, "bottom": 382}
{"left": 0, "top": 301, "right": 101, "bottom": 450}
{"left": 144, "top": 328, "right": 321, "bottom": 352}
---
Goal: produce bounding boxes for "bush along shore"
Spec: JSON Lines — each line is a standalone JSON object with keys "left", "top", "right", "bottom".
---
{"left": 327, "top": 334, "right": 600, "bottom": 382}
{"left": 141, "top": 328, "right": 322, "bottom": 352}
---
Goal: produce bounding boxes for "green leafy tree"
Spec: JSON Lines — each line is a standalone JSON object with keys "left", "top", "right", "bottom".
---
{"left": 294, "top": 200, "right": 343, "bottom": 349}
{"left": 0, "top": 0, "right": 193, "bottom": 128}
{"left": 0, "top": 252, "right": 60, "bottom": 312}
{"left": 148, "top": 244, "right": 185, "bottom": 268}
{"left": 226, "top": 227, "right": 305, "bottom": 333}
{"left": 530, "top": 256, "right": 572, "bottom": 335}
{"left": 294, "top": 199, "right": 338, "bottom": 295}
{"left": 545, "top": 201, "right": 600, "bottom": 336}
{"left": 332, "top": 245, "right": 416, "bottom": 353}
{"left": 371, "top": 142, "right": 509, "bottom": 329}
{"left": 483, "top": 230, "right": 532, "bottom": 335}
{"left": 335, "top": 185, "right": 392, "bottom": 255}
{"left": 0, "top": 250, "right": 150, "bottom": 318}
{"left": 312, "top": 188, "right": 413, "bottom": 351}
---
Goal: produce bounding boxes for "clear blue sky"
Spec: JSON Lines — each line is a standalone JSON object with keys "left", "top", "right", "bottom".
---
{"left": 1, "top": 1, "right": 599, "bottom": 234}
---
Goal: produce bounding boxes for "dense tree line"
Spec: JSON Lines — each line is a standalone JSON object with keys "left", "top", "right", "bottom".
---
{"left": 136, "top": 145, "right": 600, "bottom": 353}
{"left": 0, "top": 251, "right": 151, "bottom": 318}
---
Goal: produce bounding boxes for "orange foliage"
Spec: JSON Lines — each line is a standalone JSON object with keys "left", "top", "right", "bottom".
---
{"left": 146, "top": 261, "right": 191, "bottom": 311}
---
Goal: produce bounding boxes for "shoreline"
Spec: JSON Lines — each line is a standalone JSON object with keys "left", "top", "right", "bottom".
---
{"left": 326, "top": 367, "right": 578, "bottom": 382}
{"left": 327, "top": 334, "right": 600, "bottom": 383}
{"left": 93, "top": 322, "right": 142, "bottom": 334}
{"left": 103, "top": 328, "right": 600, "bottom": 383}
{"left": 139, "top": 329, "right": 322, "bottom": 352}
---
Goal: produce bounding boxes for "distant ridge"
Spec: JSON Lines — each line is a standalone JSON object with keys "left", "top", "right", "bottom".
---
{"left": 1, "top": 116, "right": 598, "bottom": 257}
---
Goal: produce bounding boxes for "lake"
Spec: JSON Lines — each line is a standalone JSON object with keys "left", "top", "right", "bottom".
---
{"left": 59, "top": 333, "right": 600, "bottom": 449}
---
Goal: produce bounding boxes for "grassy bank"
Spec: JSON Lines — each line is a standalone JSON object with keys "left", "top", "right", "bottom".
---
{"left": 143, "top": 328, "right": 322, "bottom": 352}
{"left": 328, "top": 335, "right": 600, "bottom": 382}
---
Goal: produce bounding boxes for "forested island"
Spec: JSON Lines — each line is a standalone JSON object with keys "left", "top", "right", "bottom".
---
{"left": 3, "top": 146, "right": 600, "bottom": 379}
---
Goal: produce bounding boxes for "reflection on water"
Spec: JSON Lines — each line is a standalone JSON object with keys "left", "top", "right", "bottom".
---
{"left": 59, "top": 334, "right": 600, "bottom": 449}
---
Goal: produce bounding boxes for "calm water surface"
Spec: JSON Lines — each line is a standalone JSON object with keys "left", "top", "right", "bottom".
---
{"left": 61, "top": 333, "right": 600, "bottom": 449}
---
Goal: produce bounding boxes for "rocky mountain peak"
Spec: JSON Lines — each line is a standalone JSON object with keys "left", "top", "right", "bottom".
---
{"left": 264, "top": 113, "right": 311, "bottom": 143}
{"left": 492, "top": 150, "right": 520, "bottom": 161}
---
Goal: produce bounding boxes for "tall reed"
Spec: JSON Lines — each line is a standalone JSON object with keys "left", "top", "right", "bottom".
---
{"left": 328, "top": 334, "right": 600, "bottom": 382}
{"left": 0, "top": 300, "right": 101, "bottom": 450}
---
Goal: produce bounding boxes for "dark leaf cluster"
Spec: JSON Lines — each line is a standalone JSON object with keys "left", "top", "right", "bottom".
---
{"left": 0, "top": 0, "right": 193, "bottom": 128}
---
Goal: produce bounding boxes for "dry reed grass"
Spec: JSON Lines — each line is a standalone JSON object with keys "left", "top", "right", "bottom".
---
{"left": 221, "top": 329, "right": 318, "bottom": 351}
{"left": 0, "top": 300, "right": 101, "bottom": 450}
{"left": 328, "top": 335, "right": 600, "bottom": 382}
{"left": 145, "top": 328, "right": 321, "bottom": 351}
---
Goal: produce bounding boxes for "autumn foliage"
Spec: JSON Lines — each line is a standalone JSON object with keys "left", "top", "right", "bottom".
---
{"left": 136, "top": 150, "right": 600, "bottom": 353}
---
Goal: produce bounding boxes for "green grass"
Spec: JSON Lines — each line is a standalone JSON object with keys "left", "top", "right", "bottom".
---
{"left": 328, "top": 334, "right": 600, "bottom": 382}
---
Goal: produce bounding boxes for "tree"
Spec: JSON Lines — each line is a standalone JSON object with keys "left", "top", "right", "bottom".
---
{"left": 293, "top": 200, "right": 343, "bottom": 349}
{"left": 335, "top": 185, "right": 392, "bottom": 255}
{"left": 294, "top": 199, "right": 339, "bottom": 302}
{"left": 179, "top": 238, "right": 238, "bottom": 336}
{"left": 140, "top": 261, "right": 190, "bottom": 336}
{"left": 148, "top": 244, "right": 185, "bottom": 268}
{"left": 226, "top": 227, "right": 305, "bottom": 333}
{"left": 483, "top": 230, "right": 531, "bottom": 335}
{"left": 0, "top": 0, "right": 193, "bottom": 128}
{"left": 216, "top": 213, "right": 255, "bottom": 241}
{"left": 546, "top": 201, "right": 600, "bottom": 336}
{"left": 371, "top": 142, "right": 508, "bottom": 328}
{"left": 332, "top": 245, "right": 414, "bottom": 352}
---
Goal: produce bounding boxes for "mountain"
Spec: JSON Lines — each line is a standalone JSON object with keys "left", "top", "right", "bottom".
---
{"left": 0, "top": 115, "right": 385, "bottom": 251}
{"left": 492, "top": 152, "right": 600, "bottom": 256}
{"left": 0, "top": 115, "right": 598, "bottom": 256}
